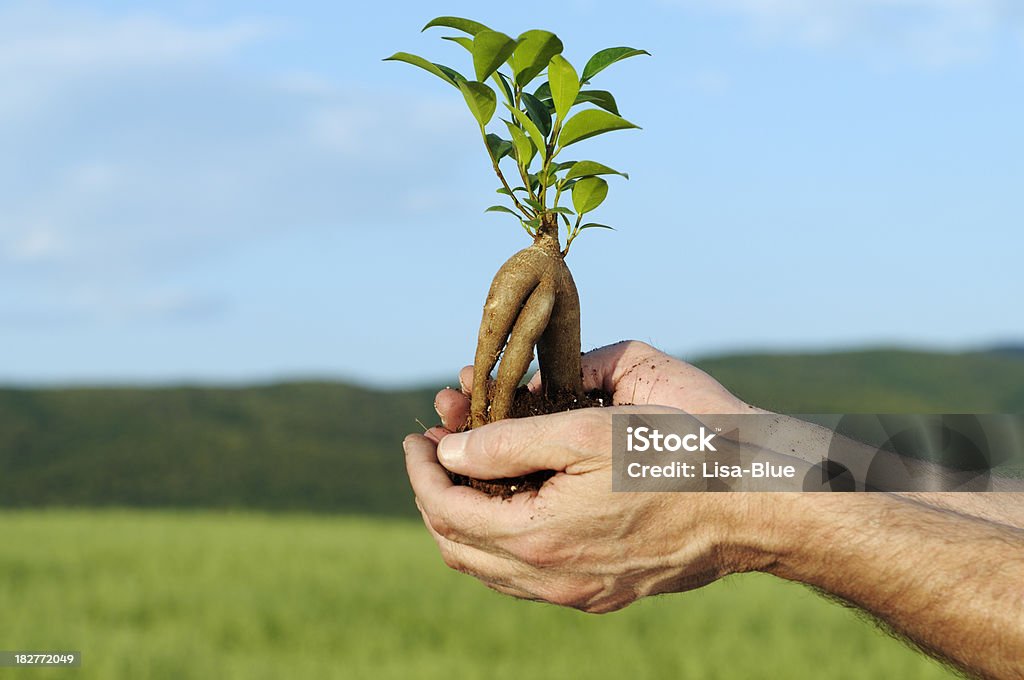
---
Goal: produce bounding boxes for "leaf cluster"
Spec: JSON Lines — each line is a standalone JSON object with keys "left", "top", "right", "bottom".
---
{"left": 385, "top": 17, "right": 648, "bottom": 254}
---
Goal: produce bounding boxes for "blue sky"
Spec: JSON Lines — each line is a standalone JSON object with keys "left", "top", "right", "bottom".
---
{"left": 2, "top": 0, "right": 1022, "bottom": 386}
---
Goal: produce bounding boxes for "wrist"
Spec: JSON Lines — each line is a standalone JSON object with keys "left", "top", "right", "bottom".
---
{"left": 711, "top": 492, "right": 805, "bottom": 576}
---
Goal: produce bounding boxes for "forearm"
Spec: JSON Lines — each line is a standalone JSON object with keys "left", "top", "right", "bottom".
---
{"left": 898, "top": 492, "right": 1024, "bottom": 532}
{"left": 757, "top": 493, "right": 1024, "bottom": 679}
{"left": 731, "top": 412, "right": 1024, "bottom": 528}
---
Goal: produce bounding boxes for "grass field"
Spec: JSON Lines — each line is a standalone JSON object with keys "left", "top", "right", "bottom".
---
{"left": 0, "top": 510, "right": 956, "bottom": 679}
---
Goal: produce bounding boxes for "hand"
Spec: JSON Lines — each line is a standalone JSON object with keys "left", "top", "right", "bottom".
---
{"left": 429, "top": 340, "right": 759, "bottom": 440}
{"left": 404, "top": 341, "right": 775, "bottom": 613}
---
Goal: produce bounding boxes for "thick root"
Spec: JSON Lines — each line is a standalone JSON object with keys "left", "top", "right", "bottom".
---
{"left": 537, "top": 258, "right": 582, "bottom": 402}
{"left": 471, "top": 247, "right": 548, "bottom": 428}
{"left": 471, "top": 240, "right": 583, "bottom": 428}
{"left": 490, "top": 277, "right": 556, "bottom": 421}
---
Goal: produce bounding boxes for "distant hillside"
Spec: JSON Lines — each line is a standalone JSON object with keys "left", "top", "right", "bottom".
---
{"left": 697, "top": 349, "right": 1024, "bottom": 413}
{"left": 2, "top": 349, "right": 1022, "bottom": 514}
{"left": 0, "top": 383, "right": 436, "bottom": 516}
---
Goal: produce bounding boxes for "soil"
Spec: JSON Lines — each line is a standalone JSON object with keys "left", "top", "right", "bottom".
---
{"left": 445, "top": 384, "right": 613, "bottom": 499}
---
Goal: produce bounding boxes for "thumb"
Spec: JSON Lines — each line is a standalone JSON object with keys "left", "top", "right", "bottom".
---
{"left": 437, "top": 411, "right": 604, "bottom": 479}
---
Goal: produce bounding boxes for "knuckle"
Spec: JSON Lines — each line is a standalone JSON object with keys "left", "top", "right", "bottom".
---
{"left": 514, "top": 534, "right": 563, "bottom": 569}
{"left": 429, "top": 513, "right": 457, "bottom": 541}
{"left": 487, "top": 422, "right": 517, "bottom": 454}
{"left": 622, "top": 339, "right": 655, "bottom": 354}
{"left": 565, "top": 409, "right": 611, "bottom": 447}
{"left": 544, "top": 582, "right": 598, "bottom": 610}
{"left": 582, "top": 599, "right": 624, "bottom": 615}
{"left": 439, "top": 547, "right": 465, "bottom": 573}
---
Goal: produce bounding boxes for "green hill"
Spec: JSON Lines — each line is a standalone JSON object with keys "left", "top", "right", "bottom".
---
{"left": 697, "top": 349, "right": 1024, "bottom": 413}
{"left": 1, "top": 349, "right": 1022, "bottom": 514}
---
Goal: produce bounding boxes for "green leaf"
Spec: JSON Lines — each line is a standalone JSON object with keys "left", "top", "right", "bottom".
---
{"left": 504, "top": 121, "right": 535, "bottom": 167}
{"left": 496, "top": 187, "right": 513, "bottom": 196}
{"left": 564, "top": 160, "right": 628, "bottom": 181}
{"left": 523, "top": 197, "right": 544, "bottom": 212}
{"left": 442, "top": 36, "right": 474, "bottom": 51}
{"left": 550, "top": 160, "right": 578, "bottom": 173}
{"left": 495, "top": 71, "right": 515, "bottom": 103}
{"left": 579, "top": 222, "right": 615, "bottom": 231}
{"left": 548, "top": 206, "right": 574, "bottom": 215}
{"left": 574, "top": 90, "right": 619, "bottom": 115}
{"left": 383, "top": 53, "right": 461, "bottom": 88}
{"left": 485, "top": 133, "right": 514, "bottom": 161}
{"left": 510, "top": 30, "right": 563, "bottom": 87}
{"left": 533, "top": 81, "right": 551, "bottom": 100}
{"left": 558, "top": 109, "right": 639, "bottom": 148}
{"left": 581, "top": 47, "right": 650, "bottom": 82}
{"left": 520, "top": 92, "right": 552, "bottom": 139}
{"left": 436, "top": 64, "right": 466, "bottom": 85}
{"left": 423, "top": 16, "right": 490, "bottom": 35}
{"left": 505, "top": 104, "right": 546, "bottom": 157}
{"left": 459, "top": 80, "right": 497, "bottom": 126}
{"left": 472, "top": 30, "right": 518, "bottom": 82}
{"left": 522, "top": 217, "right": 541, "bottom": 232}
{"left": 486, "top": 205, "right": 519, "bottom": 216}
{"left": 547, "top": 55, "right": 579, "bottom": 122}
{"left": 572, "top": 177, "right": 608, "bottom": 214}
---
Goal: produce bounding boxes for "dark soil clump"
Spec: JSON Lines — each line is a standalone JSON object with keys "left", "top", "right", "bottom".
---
{"left": 445, "top": 385, "right": 612, "bottom": 499}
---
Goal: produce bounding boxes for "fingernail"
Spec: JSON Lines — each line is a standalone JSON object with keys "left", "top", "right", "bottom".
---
{"left": 438, "top": 432, "right": 467, "bottom": 466}
{"left": 402, "top": 435, "right": 415, "bottom": 456}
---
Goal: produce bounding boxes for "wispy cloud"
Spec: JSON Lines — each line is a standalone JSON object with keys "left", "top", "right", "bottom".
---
{"left": 667, "top": 0, "right": 1024, "bottom": 64}
{"left": 0, "top": 6, "right": 264, "bottom": 70}
{"left": 0, "top": 4, "right": 470, "bottom": 329}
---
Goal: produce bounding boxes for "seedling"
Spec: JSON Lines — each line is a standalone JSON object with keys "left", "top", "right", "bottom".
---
{"left": 387, "top": 17, "right": 647, "bottom": 429}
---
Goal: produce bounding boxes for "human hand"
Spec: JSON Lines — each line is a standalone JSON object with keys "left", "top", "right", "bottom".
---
{"left": 429, "top": 340, "right": 759, "bottom": 441}
{"left": 404, "top": 407, "right": 775, "bottom": 613}
{"left": 405, "top": 341, "right": 779, "bottom": 612}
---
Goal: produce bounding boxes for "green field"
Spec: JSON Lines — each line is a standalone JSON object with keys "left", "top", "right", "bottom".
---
{"left": 0, "top": 510, "right": 956, "bottom": 679}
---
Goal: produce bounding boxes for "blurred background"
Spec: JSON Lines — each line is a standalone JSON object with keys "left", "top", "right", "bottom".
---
{"left": 1, "top": 1, "right": 1021, "bottom": 678}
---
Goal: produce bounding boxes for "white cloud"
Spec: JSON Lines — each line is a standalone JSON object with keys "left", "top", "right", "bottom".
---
{"left": 0, "top": 4, "right": 471, "bottom": 329}
{"left": 668, "top": 0, "right": 1024, "bottom": 64}
{"left": 7, "top": 227, "right": 66, "bottom": 262}
{"left": 0, "top": 4, "right": 265, "bottom": 70}
{"left": 0, "top": 3, "right": 267, "bottom": 120}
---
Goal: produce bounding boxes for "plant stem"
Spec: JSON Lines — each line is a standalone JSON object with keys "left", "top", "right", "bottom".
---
{"left": 562, "top": 213, "right": 583, "bottom": 256}
{"left": 480, "top": 125, "right": 533, "bottom": 219}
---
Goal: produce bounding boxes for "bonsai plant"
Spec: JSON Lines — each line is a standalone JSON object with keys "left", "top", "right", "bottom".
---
{"left": 387, "top": 17, "right": 646, "bottom": 491}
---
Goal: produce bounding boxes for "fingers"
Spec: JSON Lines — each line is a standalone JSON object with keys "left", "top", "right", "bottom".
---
{"left": 403, "top": 433, "right": 530, "bottom": 547}
{"left": 404, "top": 433, "right": 456, "bottom": 495}
{"left": 434, "top": 388, "right": 469, "bottom": 432}
{"left": 458, "top": 365, "right": 473, "bottom": 394}
{"left": 584, "top": 340, "right": 665, "bottom": 395}
{"left": 417, "top": 507, "right": 536, "bottom": 596}
{"left": 436, "top": 409, "right": 608, "bottom": 479}
{"left": 423, "top": 426, "right": 448, "bottom": 445}
{"left": 526, "top": 340, "right": 665, "bottom": 399}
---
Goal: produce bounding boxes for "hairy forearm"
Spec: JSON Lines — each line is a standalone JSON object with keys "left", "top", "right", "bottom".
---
{"left": 759, "top": 493, "right": 1024, "bottom": 679}
{"left": 897, "top": 492, "right": 1024, "bottom": 532}
{"left": 734, "top": 412, "right": 1024, "bottom": 528}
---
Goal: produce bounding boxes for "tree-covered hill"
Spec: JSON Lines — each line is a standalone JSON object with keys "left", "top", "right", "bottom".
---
{"left": 2, "top": 349, "right": 1022, "bottom": 514}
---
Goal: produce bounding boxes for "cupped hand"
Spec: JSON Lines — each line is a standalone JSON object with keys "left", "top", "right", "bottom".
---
{"left": 427, "top": 340, "right": 756, "bottom": 443}
{"left": 404, "top": 404, "right": 767, "bottom": 613}
{"left": 407, "top": 341, "right": 774, "bottom": 612}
